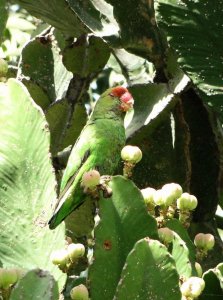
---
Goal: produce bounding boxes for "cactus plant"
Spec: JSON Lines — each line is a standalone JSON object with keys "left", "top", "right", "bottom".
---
{"left": 0, "top": 1, "right": 223, "bottom": 299}
{"left": 89, "top": 176, "right": 158, "bottom": 300}
{"left": 114, "top": 238, "right": 181, "bottom": 300}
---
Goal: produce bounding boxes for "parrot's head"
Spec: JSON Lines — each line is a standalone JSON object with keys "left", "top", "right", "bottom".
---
{"left": 92, "top": 86, "right": 134, "bottom": 120}
{"left": 110, "top": 86, "right": 134, "bottom": 112}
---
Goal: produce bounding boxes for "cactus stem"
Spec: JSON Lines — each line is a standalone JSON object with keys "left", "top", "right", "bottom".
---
{"left": 166, "top": 204, "right": 176, "bottom": 219}
{"left": 123, "top": 161, "right": 135, "bottom": 178}
{"left": 195, "top": 249, "right": 208, "bottom": 261}
{"left": 178, "top": 210, "right": 191, "bottom": 228}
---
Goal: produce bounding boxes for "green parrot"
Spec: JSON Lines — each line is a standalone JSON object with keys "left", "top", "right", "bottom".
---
{"left": 48, "top": 86, "right": 133, "bottom": 229}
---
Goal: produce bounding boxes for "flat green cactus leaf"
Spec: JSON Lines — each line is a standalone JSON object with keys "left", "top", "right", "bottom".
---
{"left": 89, "top": 176, "right": 158, "bottom": 300}
{"left": 0, "top": 0, "right": 7, "bottom": 43}
{"left": 22, "top": 80, "right": 51, "bottom": 110}
{"left": 114, "top": 238, "right": 181, "bottom": 300}
{"left": 0, "top": 79, "right": 66, "bottom": 290}
{"left": 16, "top": 0, "right": 89, "bottom": 36}
{"left": 63, "top": 36, "right": 110, "bottom": 77}
{"left": 171, "top": 232, "right": 192, "bottom": 279}
{"left": 20, "top": 35, "right": 72, "bottom": 105}
{"left": 200, "top": 265, "right": 223, "bottom": 299}
{"left": 10, "top": 269, "right": 59, "bottom": 300}
{"left": 166, "top": 219, "right": 196, "bottom": 275}
{"left": 46, "top": 99, "right": 87, "bottom": 155}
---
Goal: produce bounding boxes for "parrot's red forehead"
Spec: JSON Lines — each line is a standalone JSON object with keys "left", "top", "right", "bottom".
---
{"left": 110, "top": 86, "right": 128, "bottom": 97}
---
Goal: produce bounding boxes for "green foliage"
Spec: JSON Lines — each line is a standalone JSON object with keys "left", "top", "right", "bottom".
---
{"left": 200, "top": 263, "right": 223, "bottom": 299}
{"left": 171, "top": 231, "right": 194, "bottom": 278}
{"left": 156, "top": 0, "right": 223, "bottom": 107}
{"left": 0, "top": 1, "right": 223, "bottom": 299}
{"left": 20, "top": 35, "right": 72, "bottom": 105}
{"left": 166, "top": 219, "right": 196, "bottom": 270}
{"left": 63, "top": 35, "right": 110, "bottom": 76}
{"left": 89, "top": 176, "right": 157, "bottom": 300}
{"left": 16, "top": 0, "right": 89, "bottom": 36}
{"left": 114, "top": 238, "right": 181, "bottom": 300}
{"left": 10, "top": 269, "right": 59, "bottom": 300}
{"left": 0, "top": 79, "right": 66, "bottom": 290}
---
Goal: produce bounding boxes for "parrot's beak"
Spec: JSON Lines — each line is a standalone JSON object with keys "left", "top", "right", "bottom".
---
{"left": 119, "top": 91, "right": 134, "bottom": 112}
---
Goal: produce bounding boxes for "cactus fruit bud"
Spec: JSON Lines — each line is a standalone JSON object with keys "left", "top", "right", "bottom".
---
{"left": 81, "top": 170, "right": 100, "bottom": 190}
{"left": 194, "top": 233, "right": 215, "bottom": 251}
{"left": 50, "top": 249, "right": 69, "bottom": 266}
{"left": 70, "top": 284, "right": 89, "bottom": 300}
{"left": 0, "top": 58, "right": 8, "bottom": 78}
{"left": 180, "top": 277, "right": 205, "bottom": 298}
{"left": 161, "top": 183, "right": 183, "bottom": 206}
{"left": 141, "top": 187, "right": 156, "bottom": 206}
{"left": 153, "top": 189, "right": 165, "bottom": 206}
{"left": 121, "top": 145, "right": 142, "bottom": 164}
{"left": 158, "top": 227, "right": 174, "bottom": 245}
{"left": 177, "top": 193, "right": 198, "bottom": 211}
{"left": 67, "top": 243, "right": 85, "bottom": 262}
{"left": 195, "top": 262, "right": 203, "bottom": 277}
{"left": 0, "top": 268, "right": 18, "bottom": 289}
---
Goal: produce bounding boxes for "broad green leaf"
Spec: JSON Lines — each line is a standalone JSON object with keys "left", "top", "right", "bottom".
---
{"left": 20, "top": 35, "right": 72, "bottom": 106}
{"left": 67, "top": 0, "right": 103, "bottom": 33}
{"left": 127, "top": 76, "right": 189, "bottom": 139}
{"left": 16, "top": 0, "right": 89, "bottom": 36}
{"left": 89, "top": 176, "right": 158, "bottom": 300}
{"left": 0, "top": 79, "right": 66, "bottom": 289}
{"left": 105, "top": 0, "right": 166, "bottom": 64}
{"left": 0, "top": 0, "right": 7, "bottom": 43}
{"left": 156, "top": 0, "right": 223, "bottom": 106}
{"left": 127, "top": 84, "right": 177, "bottom": 139}
{"left": 115, "top": 238, "right": 181, "bottom": 300}
{"left": 108, "top": 49, "right": 152, "bottom": 85}
{"left": 10, "top": 269, "right": 59, "bottom": 300}
{"left": 64, "top": 0, "right": 120, "bottom": 38}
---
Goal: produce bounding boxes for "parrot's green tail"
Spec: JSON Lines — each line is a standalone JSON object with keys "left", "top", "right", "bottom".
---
{"left": 48, "top": 189, "right": 84, "bottom": 229}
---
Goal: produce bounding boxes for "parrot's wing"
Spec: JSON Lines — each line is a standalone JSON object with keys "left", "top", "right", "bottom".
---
{"left": 58, "top": 148, "right": 90, "bottom": 199}
{"left": 48, "top": 146, "right": 95, "bottom": 229}
{"left": 60, "top": 124, "right": 92, "bottom": 192}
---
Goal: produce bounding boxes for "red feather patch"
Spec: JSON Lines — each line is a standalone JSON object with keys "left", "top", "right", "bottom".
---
{"left": 110, "top": 86, "right": 128, "bottom": 98}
